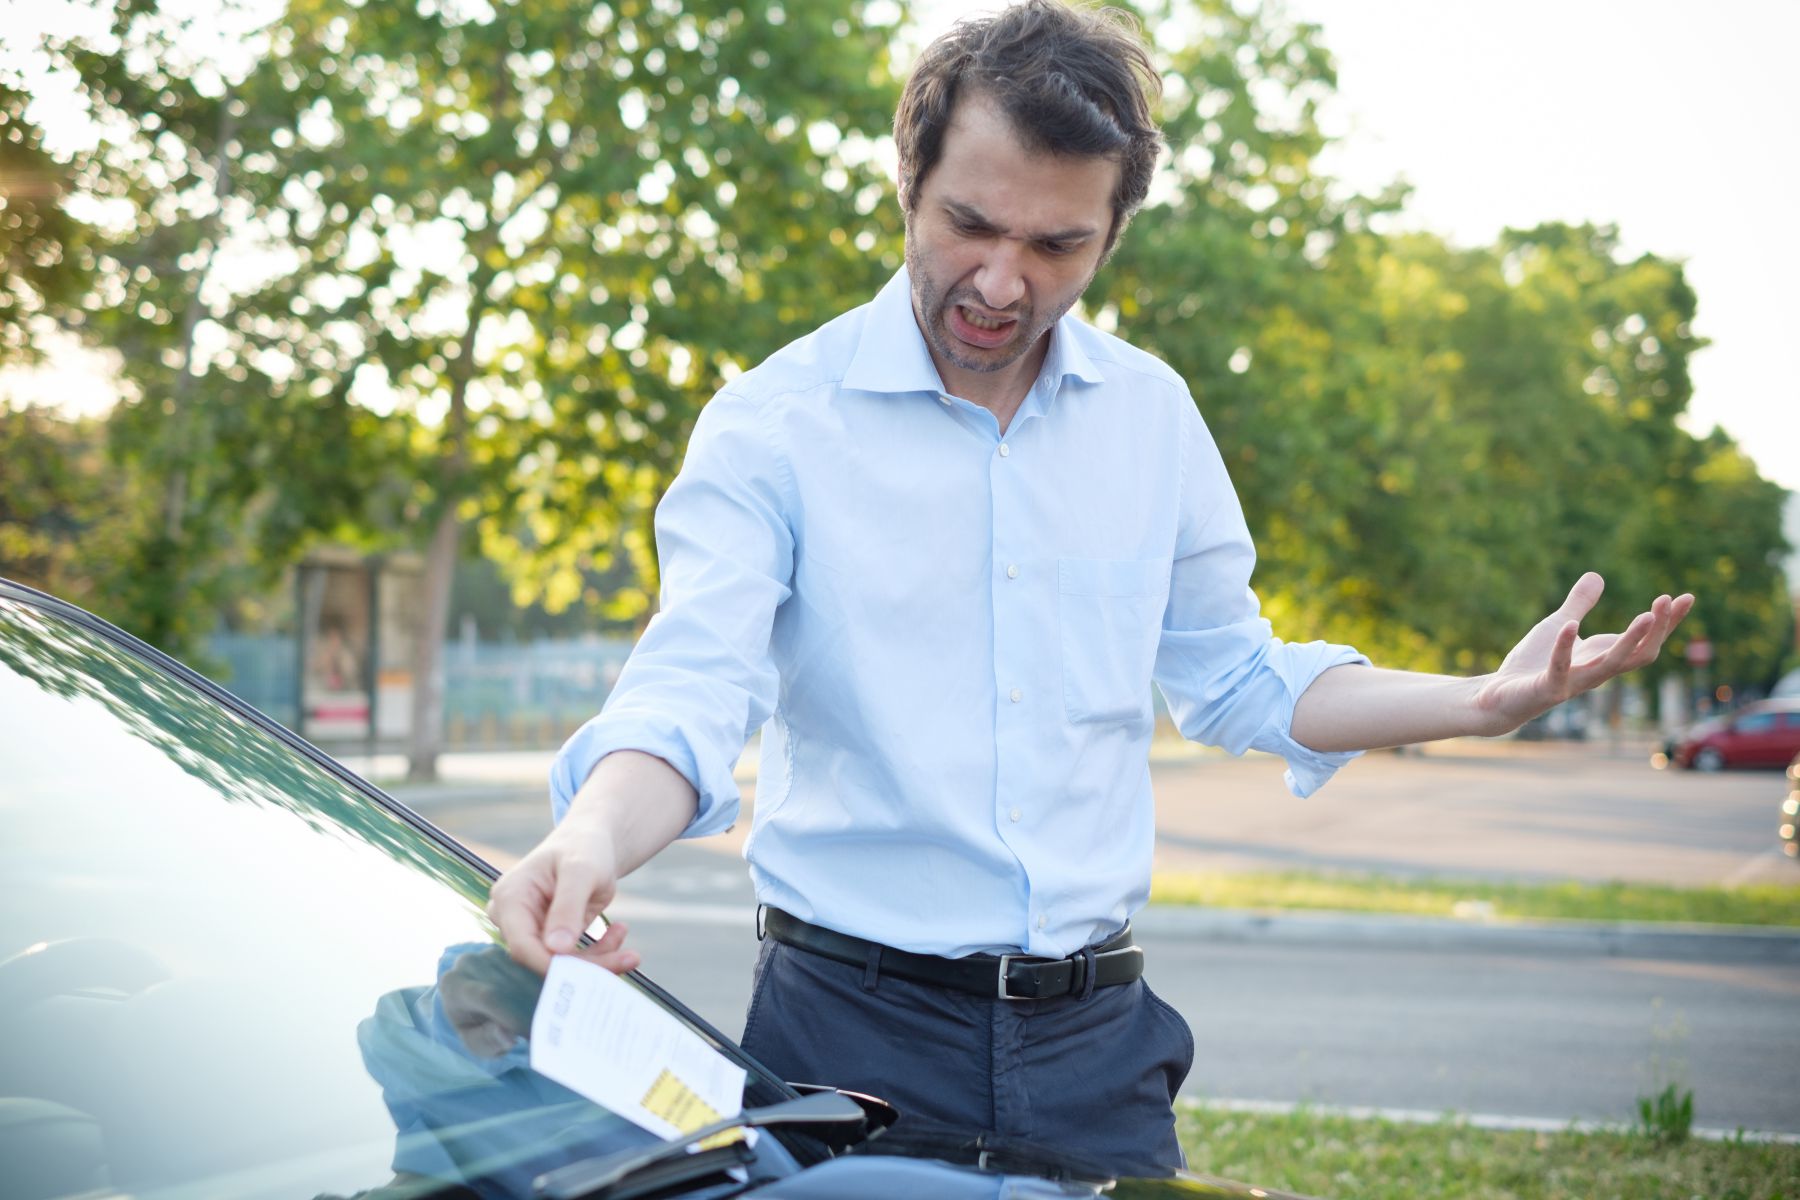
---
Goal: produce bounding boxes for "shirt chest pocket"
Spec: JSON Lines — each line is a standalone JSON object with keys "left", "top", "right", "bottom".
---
{"left": 1057, "top": 557, "right": 1168, "bottom": 725}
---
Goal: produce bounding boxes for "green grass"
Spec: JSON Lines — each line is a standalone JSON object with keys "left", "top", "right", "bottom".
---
{"left": 1175, "top": 1105, "right": 1800, "bottom": 1200}
{"left": 1149, "top": 871, "right": 1800, "bottom": 927}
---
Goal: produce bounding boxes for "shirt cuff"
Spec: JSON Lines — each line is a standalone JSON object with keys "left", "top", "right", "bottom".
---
{"left": 1266, "top": 643, "right": 1371, "bottom": 798}
{"left": 549, "top": 714, "right": 743, "bottom": 839}
{"left": 1280, "top": 745, "right": 1364, "bottom": 799}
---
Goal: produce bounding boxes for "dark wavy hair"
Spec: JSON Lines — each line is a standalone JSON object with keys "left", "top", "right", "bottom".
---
{"left": 894, "top": 0, "right": 1164, "bottom": 250}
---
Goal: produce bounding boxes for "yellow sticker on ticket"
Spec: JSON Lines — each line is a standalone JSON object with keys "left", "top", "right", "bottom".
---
{"left": 641, "top": 1068, "right": 744, "bottom": 1149}
{"left": 642, "top": 1068, "right": 720, "bottom": 1131}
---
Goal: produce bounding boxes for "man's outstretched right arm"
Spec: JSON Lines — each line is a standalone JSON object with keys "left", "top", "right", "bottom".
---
{"left": 488, "top": 750, "right": 699, "bottom": 974}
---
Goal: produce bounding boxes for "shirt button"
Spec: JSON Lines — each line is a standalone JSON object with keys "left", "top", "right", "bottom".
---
{"left": 1009, "top": 688, "right": 1022, "bottom": 703}
{"left": 1006, "top": 564, "right": 1019, "bottom": 579}
{"left": 1009, "top": 807, "right": 1022, "bottom": 822}
{"left": 938, "top": 395, "right": 951, "bottom": 405}
{"left": 1036, "top": 914, "right": 1047, "bottom": 930}
{"left": 998, "top": 443, "right": 1011, "bottom": 457}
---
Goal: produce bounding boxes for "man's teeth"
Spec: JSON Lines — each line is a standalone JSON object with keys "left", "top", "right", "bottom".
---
{"left": 960, "top": 307, "right": 1009, "bottom": 331}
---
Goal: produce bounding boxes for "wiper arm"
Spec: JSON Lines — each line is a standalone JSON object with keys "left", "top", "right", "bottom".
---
{"left": 533, "top": 1091, "right": 867, "bottom": 1200}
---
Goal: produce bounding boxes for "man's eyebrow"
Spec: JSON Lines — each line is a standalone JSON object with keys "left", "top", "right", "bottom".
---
{"left": 941, "top": 200, "right": 1098, "bottom": 243}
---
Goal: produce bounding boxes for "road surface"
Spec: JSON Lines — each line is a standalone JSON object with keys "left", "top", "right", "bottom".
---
{"left": 400, "top": 742, "right": 1800, "bottom": 1133}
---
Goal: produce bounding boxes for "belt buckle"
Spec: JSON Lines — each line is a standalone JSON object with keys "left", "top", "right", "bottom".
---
{"left": 995, "top": 954, "right": 1028, "bottom": 1001}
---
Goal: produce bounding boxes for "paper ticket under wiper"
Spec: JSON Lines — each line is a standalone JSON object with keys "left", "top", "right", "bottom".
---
{"left": 531, "top": 955, "right": 746, "bottom": 1143}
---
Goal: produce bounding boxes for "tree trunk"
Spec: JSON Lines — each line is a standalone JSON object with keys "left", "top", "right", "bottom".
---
{"left": 406, "top": 501, "right": 460, "bottom": 781}
{"left": 155, "top": 103, "right": 236, "bottom": 639}
{"left": 404, "top": 274, "right": 485, "bottom": 782}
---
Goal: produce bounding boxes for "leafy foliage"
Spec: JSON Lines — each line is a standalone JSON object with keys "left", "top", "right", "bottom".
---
{"left": 1635, "top": 1083, "right": 1695, "bottom": 1147}
{"left": 2, "top": 0, "right": 1791, "bottom": 756}
{"left": 1103, "top": 3, "right": 1789, "bottom": 680}
{"left": 0, "top": 82, "right": 90, "bottom": 365}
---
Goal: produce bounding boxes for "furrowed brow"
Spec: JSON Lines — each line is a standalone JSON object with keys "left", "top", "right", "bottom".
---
{"left": 942, "top": 200, "right": 1097, "bottom": 245}
{"left": 943, "top": 200, "right": 1001, "bottom": 233}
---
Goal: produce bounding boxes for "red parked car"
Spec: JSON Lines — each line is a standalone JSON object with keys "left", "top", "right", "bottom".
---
{"left": 1666, "top": 699, "right": 1800, "bottom": 771}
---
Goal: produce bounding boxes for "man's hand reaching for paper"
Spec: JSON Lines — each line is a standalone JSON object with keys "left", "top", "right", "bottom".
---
{"left": 487, "top": 817, "right": 637, "bottom": 976}
{"left": 1469, "top": 572, "right": 1694, "bottom": 736}
{"left": 487, "top": 749, "right": 698, "bottom": 976}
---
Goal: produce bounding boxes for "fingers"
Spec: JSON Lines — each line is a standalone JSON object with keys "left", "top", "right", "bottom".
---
{"left": 1545, "top": 619, "right": 1579, "bottom": 693}
{"left": 1633, "top": 592, "right": 1696, "bottom": 668}
{"left": 1592, "top": 608, "right": 1657, "bottom": 677}
{"left": 487, "top": 840, "right": 616, "bottom": 974}
{"left": 543, "top": 852, "right": 616, "bottom": 957}
{"left": 576, "top": 920, "right": 641, "bottom": 975}
{"left": 1569, "top": 591, "right": 1696, "bottom": 685}
{"left": 488, "top": 858, "right": 558, "bottom": 974}
{"left": 1557, "top": 572, "right": 1605, "bottom": 621}
{"left": 1663, "top": 590, "right": 1692, "bottom": 629}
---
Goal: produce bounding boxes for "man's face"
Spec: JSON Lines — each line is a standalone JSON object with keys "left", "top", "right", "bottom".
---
{"left": 904, "top": 92, "right": 1119, "bottom": 395}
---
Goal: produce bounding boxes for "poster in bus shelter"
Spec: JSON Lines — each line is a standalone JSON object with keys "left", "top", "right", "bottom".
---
{"left": 299, "top": 561, "right": 374, "bottom": 742}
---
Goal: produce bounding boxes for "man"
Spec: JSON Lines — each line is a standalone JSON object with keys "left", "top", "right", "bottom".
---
{"left": 489, "top": 0, "right": 1692, "bottom": 1174}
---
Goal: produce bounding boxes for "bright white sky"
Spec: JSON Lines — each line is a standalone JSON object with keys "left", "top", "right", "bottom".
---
{"left": 910, "top": 0, "right": 1798, "bottom": 490}
{"left": 1282, "top": 0, "right": 1799, "bottom": 492}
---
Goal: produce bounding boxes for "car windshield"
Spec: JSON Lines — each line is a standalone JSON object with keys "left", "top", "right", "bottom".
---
{"left": 0, "top": 590, "right": 787, "bottom": 1199}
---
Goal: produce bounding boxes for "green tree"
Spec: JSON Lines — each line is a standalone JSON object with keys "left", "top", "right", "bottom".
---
{"left": 11, "top": 0, "right": 373, "bottom": 657}
{"left": 219, "top": 0, "right": 907, "bottom": 776}
{"left": 0, "top": 80, "right": 105, "bottom": 600}
{"left": 27, "top": 0, "right": 905, "bottom": 775}
{"left": 1102, "top": 3, "right": 1789, "bottom": 692}
{"left": 0, "top": 81, "right": 90, "bottom": 364}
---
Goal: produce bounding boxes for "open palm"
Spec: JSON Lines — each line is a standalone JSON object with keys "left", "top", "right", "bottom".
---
{"left": 1471, "top": 573, "right": 1695, "bottom": 734}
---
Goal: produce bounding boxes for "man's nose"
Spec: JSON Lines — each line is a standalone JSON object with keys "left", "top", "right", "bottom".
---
{"left": 971, "top": 240, "right": 1027, "bottom": 311}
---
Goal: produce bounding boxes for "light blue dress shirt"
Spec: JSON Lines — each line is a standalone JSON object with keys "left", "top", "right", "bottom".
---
{"left": 552, "top": 269, "right": 1366, "bottom": 958}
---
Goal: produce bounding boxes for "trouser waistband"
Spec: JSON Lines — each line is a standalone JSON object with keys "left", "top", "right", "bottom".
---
{"left": 759, "top": 907, "right": 1143, "bottom": 1001}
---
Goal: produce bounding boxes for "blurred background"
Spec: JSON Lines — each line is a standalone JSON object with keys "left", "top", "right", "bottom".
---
{"left": 1, "top": 0, "right": 1794, "bottom": 779}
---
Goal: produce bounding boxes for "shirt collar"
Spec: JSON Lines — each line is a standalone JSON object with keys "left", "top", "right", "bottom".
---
{"left": 841, "top": 268, "right": 1108, "bottom": 398}
{"left": 841, "top": 269, "right": 945, "bottom": 396}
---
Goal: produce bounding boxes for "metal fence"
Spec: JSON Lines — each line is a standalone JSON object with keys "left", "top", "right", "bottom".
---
{"left": 206, "top": 633, "right": 633, "bottom": 749}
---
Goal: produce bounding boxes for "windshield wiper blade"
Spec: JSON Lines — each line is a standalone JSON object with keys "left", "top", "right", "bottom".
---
{"left": 533, "top": 1091, "right": 867, "bottom": 1200}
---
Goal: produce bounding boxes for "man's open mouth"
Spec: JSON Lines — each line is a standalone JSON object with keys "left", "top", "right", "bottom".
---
{"left": 949, "top": 304, "right": 1018, "bottom": 348}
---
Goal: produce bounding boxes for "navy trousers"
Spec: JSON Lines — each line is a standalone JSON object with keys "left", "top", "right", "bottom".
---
{"left": 738, "top": 936, "right": 1194, "bottom": 1175}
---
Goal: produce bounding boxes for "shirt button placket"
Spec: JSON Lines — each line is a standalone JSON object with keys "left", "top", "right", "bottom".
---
{"left": 991, "top": 428, "right": 1033, "bottom": 933}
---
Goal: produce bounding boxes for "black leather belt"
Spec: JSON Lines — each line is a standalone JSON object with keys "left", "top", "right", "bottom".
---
{"left": 761, "top": 908, "right": 1143, "bottom": 1001}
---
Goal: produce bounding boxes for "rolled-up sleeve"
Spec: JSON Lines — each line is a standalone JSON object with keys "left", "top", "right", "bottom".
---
{"left": 550, "top": 388, "right": 794, "bottom": 835}
{"left": 1153, "top": 401, "right": 1367, "bottom": 798}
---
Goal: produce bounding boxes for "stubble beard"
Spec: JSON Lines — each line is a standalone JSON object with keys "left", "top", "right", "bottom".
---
{"left": 904, "top": 231, "right": 1085, "bottom": 379}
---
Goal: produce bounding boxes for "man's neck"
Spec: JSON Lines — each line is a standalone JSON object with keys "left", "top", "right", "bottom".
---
{"left": 931, "top": 335, "right": 1049, "bottom": 437}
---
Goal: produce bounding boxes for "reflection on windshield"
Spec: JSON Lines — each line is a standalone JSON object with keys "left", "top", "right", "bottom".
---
{"left": 350, "top": 944, "right": 656, "bottom": 1198}
{"left": 0, "top": 598, "right": 488, "bottom": 908}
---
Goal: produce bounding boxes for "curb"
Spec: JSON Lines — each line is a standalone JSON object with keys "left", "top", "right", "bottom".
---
{"left": 1133, "top": 905, "right": 1800, "bottom": 963}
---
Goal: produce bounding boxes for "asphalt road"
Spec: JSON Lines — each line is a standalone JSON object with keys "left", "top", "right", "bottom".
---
{"left": 401, "top": 742, "right": 1800, "bottom": 1134}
